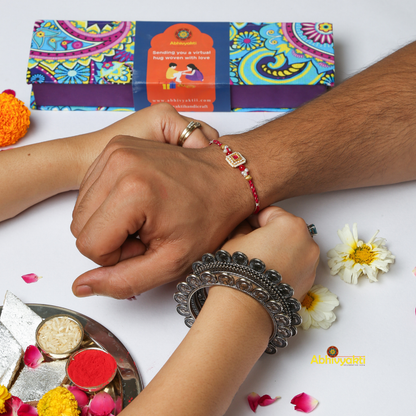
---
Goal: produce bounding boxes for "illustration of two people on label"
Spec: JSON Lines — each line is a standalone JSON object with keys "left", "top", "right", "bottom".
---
{"left": 166, "top": 62, "right": 204, "bottom": 83}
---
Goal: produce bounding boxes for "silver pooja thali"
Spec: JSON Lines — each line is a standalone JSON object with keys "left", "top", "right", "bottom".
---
{"left": 0, "top": 303, "right": 143, "bottom": 409}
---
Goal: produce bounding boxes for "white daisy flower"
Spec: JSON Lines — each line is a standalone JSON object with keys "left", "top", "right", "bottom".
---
{"left": 299, "top": 285, "right": 339, "bottom": 330}
{"left": 327, "top": 223, "right": 395, "bottom": 284}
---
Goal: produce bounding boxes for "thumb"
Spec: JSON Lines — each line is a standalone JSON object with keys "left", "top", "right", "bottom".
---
{"left": 256, "top": 206, "right": 289, "bottom": 228}
{"left": 72, "top": 249, "right": 186, "bottom": 299}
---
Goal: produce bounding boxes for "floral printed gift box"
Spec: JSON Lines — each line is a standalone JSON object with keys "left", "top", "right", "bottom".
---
{"left": 27, "top": 20, "right": 335, "bottom": 112}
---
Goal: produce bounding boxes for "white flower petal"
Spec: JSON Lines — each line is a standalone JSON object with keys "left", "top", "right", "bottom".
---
{"left": 337, "top": 224, "right": 356, "bottom": 248}
{"left": 316, "top": 313, "right": 336, "bottom": 329}
{"left": 352, "top": 223, "right": 359, "bottom": 243}
{"left": 299, "top": 285, "right": 339, "bottom": 331}
{"left": 328, "top": 223, "right": 394, "bottom": 285}
{"left": 310, "top": 309, "right": 327, "bottom": 322}
{"left": 299, "top": 307, "right": 312, "bottom": 330}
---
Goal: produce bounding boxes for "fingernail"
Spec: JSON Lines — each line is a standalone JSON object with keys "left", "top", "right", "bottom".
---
{"left": 75, "top": 285, "right": 94, "bottom": 297}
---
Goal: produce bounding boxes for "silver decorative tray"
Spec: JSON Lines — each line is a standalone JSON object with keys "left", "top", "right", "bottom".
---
{"left": 0, "top": 303, "right": 143, "bottom": 409}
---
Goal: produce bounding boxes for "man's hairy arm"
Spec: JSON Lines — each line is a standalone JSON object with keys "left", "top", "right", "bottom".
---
{"left": 71, "top": 41, "right": 416, "bottom": 299}
{"left": 223, "top": 41, "right": 416, "bottom": 205}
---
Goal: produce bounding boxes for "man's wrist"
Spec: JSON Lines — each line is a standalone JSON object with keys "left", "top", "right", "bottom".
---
{"left": 201, "top": 140, "right": 254, "bottom": 218}
{"left": 219, "top": 130, "right": 294, "bottom": 209}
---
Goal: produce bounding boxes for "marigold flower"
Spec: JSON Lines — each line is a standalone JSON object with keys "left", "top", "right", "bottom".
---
{"left": 0, "top": 91, "right": 30, "bottom": 147}
{"left": 37, "top": 386, "right": 80, "bottom": 416}
{"left": 0, "top": 385, "right": 11, "bottom": 414}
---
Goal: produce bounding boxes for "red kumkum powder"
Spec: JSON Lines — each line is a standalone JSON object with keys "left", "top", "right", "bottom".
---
{"left": 68, "top": 349, "right": 117, "bottom": 387}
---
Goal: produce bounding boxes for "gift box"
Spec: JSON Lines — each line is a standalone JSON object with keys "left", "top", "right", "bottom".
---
{"left": 27, "top": 20, "right": 334, "bottom": 112}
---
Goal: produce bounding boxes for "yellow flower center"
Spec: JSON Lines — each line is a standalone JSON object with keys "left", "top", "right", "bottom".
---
{"left": 302, "top": 293, "right": 315, "bottom": 309}
{"left": 349, "top": 245, "right": 376, "bottom": 265}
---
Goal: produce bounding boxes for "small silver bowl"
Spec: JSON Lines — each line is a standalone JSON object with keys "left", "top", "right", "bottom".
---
{"left": 66, "top": 347, "right": 118, "bottom": 392}
{"left": 36, "top": 314, "right": 84, "bottom": 360}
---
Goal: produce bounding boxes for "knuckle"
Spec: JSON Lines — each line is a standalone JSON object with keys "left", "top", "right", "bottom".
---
{"left": 106, "top": 135, "right": 126, "bottom": 149}
{"left": 106, "top": 146, "right": 139, "bottom": 170}
{"left": 70, "top": 220, "right": 79, "bottom": 238}
{"left": 116, "top": 172, "right": 147, "bottom": 196}
{"left": 155, "top": 102, "right": 176, "bottom": 113}
{"left": 75, "top": 235, "right": 91, "bottom": 257}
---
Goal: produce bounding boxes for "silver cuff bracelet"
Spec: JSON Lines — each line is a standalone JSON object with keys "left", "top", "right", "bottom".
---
{"left": 174, "top": 250, "right": 302, "bottom": 354}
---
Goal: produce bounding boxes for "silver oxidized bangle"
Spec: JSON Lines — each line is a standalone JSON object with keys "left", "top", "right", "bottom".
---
{"left": 174, "top": 250, "right": 302, "bottom": 354}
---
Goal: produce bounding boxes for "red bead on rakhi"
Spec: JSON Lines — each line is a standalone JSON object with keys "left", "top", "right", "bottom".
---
{"left": 210, "top": 139, "right": 260, "bottom": 214}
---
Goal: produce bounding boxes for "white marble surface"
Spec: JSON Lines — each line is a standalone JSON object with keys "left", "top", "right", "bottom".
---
{"left": 1, "top": 1, "right": 416, "bottom": 414}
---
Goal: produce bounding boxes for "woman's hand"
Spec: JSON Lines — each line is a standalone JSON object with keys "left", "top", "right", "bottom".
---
{"left": 119, "top": 207, "right": 319, "bottom": 416}
{"left": 72, "top": 103, "right": 218, "bottom": 187}
{"left": 221, "top": 206, "right": 319, "bottom": 301}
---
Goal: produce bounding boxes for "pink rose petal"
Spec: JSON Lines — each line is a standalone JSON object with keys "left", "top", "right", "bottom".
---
{"left": 21, "top": 273, "right": 42, "bottom": 284}
{"left": 89, "top": 392, "right": 115, "bottom": 416}
{"left": 16, "top": 403, "right": 38, "bottom": 416}
{"left": 2, "top": 90, "right": 16, "bottom": 96}
{"left": 258, "top": 395, "right": 280, "bottom": 406}
{"left": 81, "top": 407, "right": 91, "bottom": 416}
{"left": 247, "top": 393, "right": 279, "bottom": 412}
{"left": 248, "top": 392, "right": 261, "bottom": 412}
{"left": 113, "top": 397, "right": 122, "bottom": 415}
{"left": 23, "top": 345, "right": 44, "bottom": 369}
{"left": 67, "top": 386, "right": 89, "bottom": 408}
{"left": 413, "top": 267, "right": 416, "bottom": 277}
{"left": 291, "top": 393, "right": 319, "bottom": 413}
{"left": 4, "top": 396, "right": 23, "bottom": 416}
{"left": 4, "top": 396, "right": 37, "bottom": 416}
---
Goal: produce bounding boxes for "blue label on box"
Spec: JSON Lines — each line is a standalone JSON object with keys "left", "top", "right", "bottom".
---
{"left": 133, "top": 21, "right": 230, "bottom": 112}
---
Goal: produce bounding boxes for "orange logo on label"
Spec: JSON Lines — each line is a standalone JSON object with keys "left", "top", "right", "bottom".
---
{"left": 147, "top": 23, "right": 216, "bottom": 111}
{"left": 175, "top": 28, "right": 192, "bottom": 40}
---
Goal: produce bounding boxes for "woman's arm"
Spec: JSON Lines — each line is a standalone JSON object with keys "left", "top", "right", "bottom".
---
{"left": 120, "top": 207, "right": 319, "bottom": 416}
{"left": 0, "top": 103, "right": 216, "bottom": 222}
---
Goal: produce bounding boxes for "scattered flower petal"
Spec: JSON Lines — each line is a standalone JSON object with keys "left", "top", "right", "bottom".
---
{"left": 291, "top": 393, "right": 319, "bottom": 413}
{"left": 4, "top": 396, "right": 37, "bottom": 416}
{"left": 258, "top": 395, "right": 280, "bottom": 406}
{"left": 127, "top": 296, "right": 136, "bottom": 301}
{"left": 15, "top": 403, "right": 38, "bottom": 416}
{"left": 413, "top": 267, "right": 416, "bottom": 277}
{"left": 2, "top": 90, "right": 15, "bottom": 97}
{"left": 21, "top": 274, "right": 42, "bottom": 284}
{"left": 248, "top": 392, "right": 260, "bottom": 412}
{"left": 299, "top": 285, "right": 339, "bottom": 330}
{"left": 66, "top": 386, "right": 89, "bottom": 408}
{"left": 23, "top": 345, "right": 44, "bottom": 369}
{"left": 89, "top": 392, "right": 114, "bottom": 416}
{"left": 113, "top": 397, "right": 122, "bottom": 415}
{"left": 247, "top": 393, "right": 279, "bottom": 412}
{"left": 81, "top": 407, "right": 90, "bottom": 416}
{"left": 327, "top": 223, "right": 395, "bottom": 284}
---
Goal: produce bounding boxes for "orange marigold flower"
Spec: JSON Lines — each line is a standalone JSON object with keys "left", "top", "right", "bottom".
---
{"left": 0, "top": 91, "right": 31, "bottom": 147}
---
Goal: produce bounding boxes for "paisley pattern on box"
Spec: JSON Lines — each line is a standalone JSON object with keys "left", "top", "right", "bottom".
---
{"left": 27, "top": 20, "right": 135, "bottom": 86}
{"left": 230, "top": 22, "right": 334, "bottom": 86}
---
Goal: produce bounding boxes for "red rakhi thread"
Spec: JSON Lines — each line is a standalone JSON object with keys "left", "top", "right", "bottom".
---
{"left": 210, "top": 139, "right": 260, "bottom": 214}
